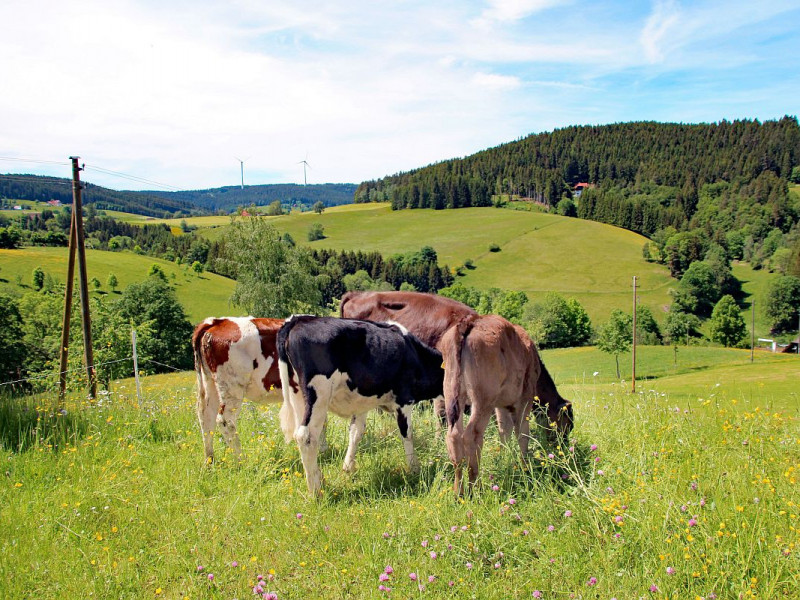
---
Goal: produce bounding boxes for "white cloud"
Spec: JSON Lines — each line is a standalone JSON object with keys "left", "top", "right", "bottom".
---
{"left": 640, "top": 0, "right": 682, "bottom": 63}
{"left": 476, "top": 0, "right": 566, "bottom": 24}
{"left": 472, "top": 72, "right": 522, "bottom": 90}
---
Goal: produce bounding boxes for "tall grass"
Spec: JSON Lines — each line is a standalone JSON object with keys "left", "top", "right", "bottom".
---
{"left": 1, "top": 364, "right": 797, "bottom": 599}
{"left": 0, "top": 393, "right": 89, "bottom": 452}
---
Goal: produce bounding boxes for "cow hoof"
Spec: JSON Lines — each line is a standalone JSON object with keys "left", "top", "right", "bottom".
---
{"left": 408, "top": 461, "right": 421, "bottom": 475}
{"left": 342, "top": 461, "right": 356, "bottom": 474}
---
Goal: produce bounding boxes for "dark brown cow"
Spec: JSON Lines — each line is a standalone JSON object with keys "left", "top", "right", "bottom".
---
{"left": 340, "top": 290, "right": 572, "bottom": 436}
{"left": 441, "top": 314, "right": 573, "bottom": 494}
{"left": 192, "top": 317, "right": 284, "bottom": 462}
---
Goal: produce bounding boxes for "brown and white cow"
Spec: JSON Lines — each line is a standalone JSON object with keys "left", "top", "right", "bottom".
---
{"left": 440, "top": 314, "right": 573, "bottom": 494}
{"left": 192, "top": 317, "right": 286, "bottom": 462}
{"left": 340, "top": 290, "right": 572, "bottom": 441}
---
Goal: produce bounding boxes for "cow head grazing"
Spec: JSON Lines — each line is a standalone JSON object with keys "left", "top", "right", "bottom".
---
{"left": 532, "top": 397, "right": 573, "bottom": 444}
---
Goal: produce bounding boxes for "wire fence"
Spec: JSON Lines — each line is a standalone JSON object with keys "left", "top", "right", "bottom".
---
{"left": 0, "top": 356, "right": 189, "bottom": 395}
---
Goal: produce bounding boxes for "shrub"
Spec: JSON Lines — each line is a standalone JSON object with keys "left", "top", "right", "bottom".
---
{"left": 307, "top": 223, "right": 325, "bottom": 241}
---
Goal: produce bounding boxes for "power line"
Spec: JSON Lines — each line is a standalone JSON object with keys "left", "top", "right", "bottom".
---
{"left": 1, "top": 156, "right": 182, "bottom": 193}
{"left": 84, "top": 164, "right": 180, "bottom": 191}
{"left": 0, "top": 156, "right": 70, "bottom": 166}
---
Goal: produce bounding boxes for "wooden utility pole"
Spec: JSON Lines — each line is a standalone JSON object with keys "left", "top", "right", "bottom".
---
{"left": 57, "top": 157, "right": 96, "bottom": 401}
{"left": 750, "top": 300, "right": 755, "bottom": 363}
{"left": 631, "top": 275, "right": 637, "bottom": 394}
{"left": 57, "top": 199, "right": 78, "bottom": 404}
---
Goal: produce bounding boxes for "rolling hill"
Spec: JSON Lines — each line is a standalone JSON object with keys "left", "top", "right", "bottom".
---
{"left": 0, "top": 247, "right": 238, "bottom": 323}
{"left": 0, "top": 174, "right": 357, "bottom": 218}
{"left": 192, "top": 202, "right": 674, "bottom": 324}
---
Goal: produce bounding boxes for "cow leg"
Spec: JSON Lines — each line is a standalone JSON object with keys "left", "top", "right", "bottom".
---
{"left": 342, "top": 413, "right": 367, "bottom": 473}
{"left": 445, "top": 423, "right": 464, "bottom": 496}
{"left": 216, "top": 393, "right": 244, "bottom": 460}
{"left": 433, "top": 395, "right": 447, "bottom": 432}
{"left": 517, "top": 403, "right": 533, "bottom": 455}
{"left": 293, "top": 381, "right": 329, "bottom": 497}
{"left": 197, "top": 372, "right": 220, "bottom": 464}
{"left": 495, "top": 406, "right": 515, "bottom": 445}
{"left": 464, "top": 407, "right": 493, "bottom": 487}
{"left": 396, "top": 404, "right": 420, "bottom": 474}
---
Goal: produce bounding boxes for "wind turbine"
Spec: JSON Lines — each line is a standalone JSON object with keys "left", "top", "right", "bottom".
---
{"left": 298, "top": 155, "right": 311, "bottom": 186}
{"left": 234, "top": 156, "right": 250, "bottom": 189}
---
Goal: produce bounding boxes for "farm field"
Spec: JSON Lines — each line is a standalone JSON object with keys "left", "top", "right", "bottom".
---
{"left": 0, "top": 247, "right": 239, "bottom": 323}
{"left": 189, "top": 203, "right": 674, "bottom": 324}
{"left": 1, "top": 347, "right": 797, "bottom": 599}
{"left": 0, "top": 199, "right": 45, "bottom": 217}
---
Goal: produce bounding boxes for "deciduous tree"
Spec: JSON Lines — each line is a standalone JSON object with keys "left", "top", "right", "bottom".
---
{"left": 709, "top": 295, "right": 747, "bottom": 347}
{"left": 217, "top": 218, "right": 321, "bottom": 317}
{"left": 596, "top": 309, "right": 633, "bottom": 378}
{"left": 764, "top": 275, "right": 800, "bottom": 332}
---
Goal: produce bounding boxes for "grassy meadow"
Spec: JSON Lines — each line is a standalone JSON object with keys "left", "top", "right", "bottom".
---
{"left": 1, "top": 347, "right": 798, "bottom": 599}
{"left": 185, "top": 203, "right": 674, "bottom": 325}
{"left": 0, "top": 247, "right": 239, "bottom": 324}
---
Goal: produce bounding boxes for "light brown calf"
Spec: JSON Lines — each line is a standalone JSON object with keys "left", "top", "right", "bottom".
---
{"left": 440, "top": 314, "right": 573, "bottom": 494}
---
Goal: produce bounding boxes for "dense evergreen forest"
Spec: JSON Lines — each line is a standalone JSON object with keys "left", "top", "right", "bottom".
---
{"left": 0, "top": 175, "right": 201, "bottom": 218}
{"left": 166, "top": 183, "right": 357, "bottom": 212}
{"left": 0, "top": 175, "right": 356, "bottom": 217}
{"left": 355, "top": 117, "right": 800, "bottom": 234}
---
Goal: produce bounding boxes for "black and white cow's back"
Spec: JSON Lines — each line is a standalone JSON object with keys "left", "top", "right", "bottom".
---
{"left": 277, "top": 315, "right": 444, "bottom": 495}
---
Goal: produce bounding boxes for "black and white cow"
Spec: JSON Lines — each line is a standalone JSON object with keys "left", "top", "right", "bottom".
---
{"left": 277, "top": 315, "right": 444, "bottom": 496}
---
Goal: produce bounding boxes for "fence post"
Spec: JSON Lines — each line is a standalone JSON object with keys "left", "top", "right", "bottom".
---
{"left": 132, "top": 328, "right": 142, "bottom": 407}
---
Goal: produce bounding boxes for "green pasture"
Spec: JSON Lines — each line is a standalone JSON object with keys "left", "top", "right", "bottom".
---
{"left": 542, "top": 345, "right": 799, "bottom": 409}
{"left": 732, "top": 261, "right": 783, "bottom": 341}
{"left": 0, "top": 247, "right": 239, "bottom": 323}
{"left": 0, "top": 199, "right": 46, "bottom": 217}
{"left": 100, "top": 210, "right": 155, "bottom": 224}
{"left": 194, "top": 204, "right": 674, "bottom": 324}
{"left": 1, "top": 346, "right": 797, "bottom": 599}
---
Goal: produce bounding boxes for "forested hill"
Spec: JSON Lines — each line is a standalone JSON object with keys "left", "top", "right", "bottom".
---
{"left": 355, "top": 117, "right": 800, "bottom": 229}
{"left": 165, "top": 183, "right": 357, "bottom": 212}
{"left": 0, "top": 175, "right": 357, "bottom": 217}
{"left": 0, "top": 174, "right": 200, "bottom": 218}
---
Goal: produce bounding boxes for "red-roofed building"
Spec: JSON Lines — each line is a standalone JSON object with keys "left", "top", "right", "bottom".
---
{"left": 573, "top": 182, "right": 594, "bottom": 197}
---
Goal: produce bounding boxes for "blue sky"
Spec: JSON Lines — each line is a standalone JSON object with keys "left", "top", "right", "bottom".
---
{"left": 1, "top": 0, "right": 798, "bottom": 191}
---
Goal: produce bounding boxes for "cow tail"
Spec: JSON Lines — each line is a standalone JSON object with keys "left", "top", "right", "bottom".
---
{"left": 444, "top": 314, "right": 477, "bottom": 429}
{"left": 191, "top": 321, "right": 213, "bottom": 405}
{"left": 277, "top": 317, "right": 299, "bottom": 444}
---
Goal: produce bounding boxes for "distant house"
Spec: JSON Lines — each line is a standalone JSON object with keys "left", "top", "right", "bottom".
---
{"left": 573, "top": 182, "right": 594, "bottom": 197}
{"left": 240, "top": 209, "right": 251, "bottom": 217}
{"left": 46, "top": 199, "right": 62, "bottom": 207}
{"left": 13, "top": 205, "right": 22, "bottom": 210}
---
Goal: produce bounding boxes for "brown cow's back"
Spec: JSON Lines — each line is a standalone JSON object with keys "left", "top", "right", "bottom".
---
{"left": 340, "top": 291, "right": 476, "bottom": 350}
{"left": 440, "top": 314, "right": 536, "bottom": 420}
